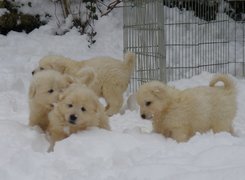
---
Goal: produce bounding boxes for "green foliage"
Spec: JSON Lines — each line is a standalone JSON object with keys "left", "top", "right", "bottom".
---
{"left": 84, "top": 1, "right": 98, "bottom": 47}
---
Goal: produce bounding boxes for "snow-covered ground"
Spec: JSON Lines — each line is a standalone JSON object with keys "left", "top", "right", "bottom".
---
{"left": 1, "top": 3, "right": 245, "bottom": 180}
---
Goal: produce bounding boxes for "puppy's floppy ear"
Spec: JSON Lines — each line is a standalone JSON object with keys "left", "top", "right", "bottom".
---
{"left": 29, "top": 83, "right": 36, "bottom": 98}
{"left": 151, "top": 84, "right": 166, "bottom": 98}
{"left": 63, "top": 74, "right": 75, "bottom": 85}
{"left": 77, "top": 67, "right": 96, "bottom": 86}
{"left": 52, "top": 62, "right": 66, "bottom": 73}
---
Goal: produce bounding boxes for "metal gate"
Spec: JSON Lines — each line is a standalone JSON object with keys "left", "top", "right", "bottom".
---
{"left": 123, "top": 0, "right": 245, "bottom": 91}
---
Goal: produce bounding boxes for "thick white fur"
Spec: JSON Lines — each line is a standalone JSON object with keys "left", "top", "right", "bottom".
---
{"left": 28, "top": 70, "right": 73, "bottom": 131}
{"left": 136, "top": 74, "right": 237, "bottom": 142}
{"left": 47, "top": 84, "right": 110, "bottom": 149}
{"left": 33, "top": 52, "right": 136, "bottom": 116}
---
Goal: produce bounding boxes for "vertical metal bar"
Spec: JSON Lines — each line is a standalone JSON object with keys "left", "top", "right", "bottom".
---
{"left": 228, "top": 0, "right": 230, "bottom": 74}
{"left": 146, "top": 1, "right": 149, "bottom": 81}
{"left": 234, "top": 14, "right": 237, "bottom": 76}
{"left": 243, "top": 2, "right": 245, "bottom": 76}
{"left": 142, "top": 0, "right": 145, "bottom": 82}
{"left": 151, "top": 2, "right": 154, "bottom": 81}
{"left": 158, "top": 0, "right": 166, "bottom": 82}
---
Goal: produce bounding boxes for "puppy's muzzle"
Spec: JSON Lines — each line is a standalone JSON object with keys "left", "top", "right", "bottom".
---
{"left": 69, "top": 114, "right": 77, "bottom": 124}
{"left": 32, "top": 70, "right": 35, "bottom": 75}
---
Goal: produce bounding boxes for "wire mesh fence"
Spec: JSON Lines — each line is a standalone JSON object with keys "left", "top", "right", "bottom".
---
{"left": 123, "top": 0, "right": 165, "bottom": 91}
{"left": 123, "top": 0, "right": 245, "bottom": 91}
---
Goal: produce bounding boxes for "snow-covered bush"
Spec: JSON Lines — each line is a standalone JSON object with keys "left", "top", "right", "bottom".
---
{"left": 0, "top": 0, "right": 122, "bottom": 47}
{"left": 57, "top": 0, "right": 122, "bottom": 46}
{"left": 0, "top": 0, "right": 44, "bottom": 35}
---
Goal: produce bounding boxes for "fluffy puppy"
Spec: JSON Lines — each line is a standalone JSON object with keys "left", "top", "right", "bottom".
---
{"left": 32, "top": 52, "right": 136, "bottom": 116}
{"left": 47, "top": 84, "right": 110, "bottom": 148}
{"left": 136, "top": 74, "right": 236, "bottom": 142}
{"left": 29, "top": 68, "right": 95, "bottom": 131}
{"left": 28, "top": 70, "right": 73, "bottom": 131}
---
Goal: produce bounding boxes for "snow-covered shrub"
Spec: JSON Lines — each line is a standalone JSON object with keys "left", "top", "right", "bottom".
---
{"left": 57, "top": 0, "right": 122, "bottom": 47}
{"left": 0, "top": 0, "right": 44, "bottom": 35}
{"left": 0, "top": 0, "right": 122, "bottom": 46}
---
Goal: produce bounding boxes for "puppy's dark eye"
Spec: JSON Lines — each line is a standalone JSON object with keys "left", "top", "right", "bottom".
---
{"left": 40, "top": 67, "right": 44, "bottom": 70}
{"left": 48, "top": 89, "right": 54, "bottom": 93}
{"left": 81, "top": 107, "right": 86, "bottom": 112}
{"left": 67, "top": 104, "right": 73, "bottom": 108}
{"left": 145, "top": 101, "right": 152, "bottom": 106}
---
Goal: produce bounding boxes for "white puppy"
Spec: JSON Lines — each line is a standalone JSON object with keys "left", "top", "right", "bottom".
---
{"left": 47, "top": 84, "right": 110, "bottom": 149}
{"left": 136, "top": 74, "right": 237, "bottom": 142}
{"left": 32, "top": 52, "right": 136, "bottom": 116}
{"left": 28, "top": 70, "right": 72, "bottom": 131}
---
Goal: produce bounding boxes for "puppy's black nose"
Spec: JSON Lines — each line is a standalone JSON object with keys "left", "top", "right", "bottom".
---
{"left": 32, "top": 70, "right": 35, "bottom": 75}
{"left": 69, "top": 114, "right": 77, "bottom": 124}
{"left": 141, "top": 114, "right": 146, "bottom": 119}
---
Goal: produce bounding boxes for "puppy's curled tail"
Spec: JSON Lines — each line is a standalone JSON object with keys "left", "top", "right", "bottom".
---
{"left": 124, "top": 52, "right": 136, "bottom": 72}
{"left": 209, "top": 74, "right": 235, "bottom": 92}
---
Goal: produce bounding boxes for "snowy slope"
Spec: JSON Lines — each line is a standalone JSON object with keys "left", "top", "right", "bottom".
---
{"left": 0, "top": 5, "right": 245, "bottom": 180}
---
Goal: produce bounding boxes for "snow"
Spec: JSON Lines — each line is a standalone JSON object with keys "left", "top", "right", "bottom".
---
{"left": 0, "top": 3, "right": 245, "bottom": 180}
